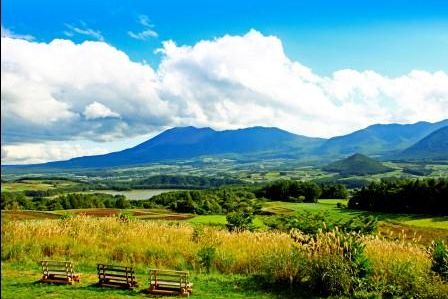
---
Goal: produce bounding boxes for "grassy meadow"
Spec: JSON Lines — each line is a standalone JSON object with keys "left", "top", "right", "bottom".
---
{"left": 2, "top": 216, "right": 448, "bottom": 298}
{"left": 1, "top": 177, "right": 448, "bottom": 298}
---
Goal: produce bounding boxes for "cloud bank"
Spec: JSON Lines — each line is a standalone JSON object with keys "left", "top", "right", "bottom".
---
{"left": 2, "top": 29, "right": 448, "bottom": 163}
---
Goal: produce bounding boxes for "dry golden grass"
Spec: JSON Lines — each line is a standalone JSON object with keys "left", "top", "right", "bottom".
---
{"left": 2, "top": 216, "right": 448, "bottom": 295}
{"left": 1, "top": 216, "right": 292, "bottom": 274}
{"left": 2, "top": 216, "right": 447, "bottom": 297}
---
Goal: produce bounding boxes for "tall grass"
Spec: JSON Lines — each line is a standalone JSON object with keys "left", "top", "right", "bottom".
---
{"left": 2, "top": 216, "right": 447, "bottom": 297}
{"left": 1, "top": 216, "right": 292, "bottom": 273}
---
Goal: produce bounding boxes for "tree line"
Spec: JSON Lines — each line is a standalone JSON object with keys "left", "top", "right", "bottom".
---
{"left": 1, "top": 192, "right": 130, "bottom": 210}
{"left": 348, "top": 178, "right": 448, "bottom": 215}
{"left": 255, "top": 180, "right": 348, "bottom": 202}
{"left": 133, "top": 188, "right": 261, "bottom": 215}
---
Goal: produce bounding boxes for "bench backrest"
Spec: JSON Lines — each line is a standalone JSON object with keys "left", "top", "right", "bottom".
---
{"left": 41, "top": 261, "right": 75, "bottom": 278}
{"left": 149, "top": 269, "right": 190, "bottom": 288}
{"left": 97, "top": 264, "right": 136, "bottom": 284}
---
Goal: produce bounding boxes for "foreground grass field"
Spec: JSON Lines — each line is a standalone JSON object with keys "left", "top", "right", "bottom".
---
{"left": 2, "top": 217, "right": 448, "bottom": 298}
{"left": 3, "top": 199, "right": 447, "bottom": 246}
{"left": 1, "top": 264, "right": 297, "bottom": 299}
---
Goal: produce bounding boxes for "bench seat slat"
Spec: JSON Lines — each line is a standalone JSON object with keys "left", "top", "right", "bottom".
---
{"left": 151, "top": 281, "right": 192, "bottom": 287}
{"left": 99, "top": 273, "right": 135, "bottom": 279}
{"left": 44, "top": 269, "right": 73, "bottom": 274}
{"left": 151, "top": 273, "right": 187, "bottom": 278}
{"left": 98, "top": 268, "right": 133, "bottom": 273}
{"left": 99, "top": 277, "right": 132, "bottom": 282}
{"left": 98, "top": 265, "right": 130, "bottom": 270}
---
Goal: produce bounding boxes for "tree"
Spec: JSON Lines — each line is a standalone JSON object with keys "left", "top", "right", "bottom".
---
{"left": 226, "top": 211, "right": 254, "bottom": 232}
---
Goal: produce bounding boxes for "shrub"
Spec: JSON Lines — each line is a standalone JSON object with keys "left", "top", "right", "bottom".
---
{"left": 265, "top": 211, "right": 377, "bottom": 236}
{"left": 430, "top": 240, "right": 448, "bottom": 280}
{"left": 197, "top": 246, "right": 216, "bottom": 273}
{"left": 308, "top": 254, "right": 353, "bottom": 296}
{"left": 226, "top": 211, "right": 254, "bottom": 232}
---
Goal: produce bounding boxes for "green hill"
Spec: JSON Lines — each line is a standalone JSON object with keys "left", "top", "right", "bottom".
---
{"left": 398, "top": 126, "right": 448, "bottom": 161}
{"left": 323, "top": 153, "right": 393, "bottom": 176}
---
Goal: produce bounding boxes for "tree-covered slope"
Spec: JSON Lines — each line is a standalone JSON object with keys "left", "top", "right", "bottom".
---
{"left": 323, "top": 153, "right": 393, "bottom": 176}
{"left": 397, "top": 126, "right": 448, "bottom": 160}
{"left": 22, "top": 126, "right": 324, "bottom": 168}
{"left": 316, "top": 119, "right": 448, "bottom": 157}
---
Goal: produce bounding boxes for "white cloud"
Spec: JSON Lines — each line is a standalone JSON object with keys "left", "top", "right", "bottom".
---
{"left": 1, "top": 25, "right": 34, "bottom": 41}
{"left": 2, "top": 36, "right": 171, "bottom": 145}
{"left": 64, "top": 22, "right": 104, "bottom": 41}
{"left": 2, "top": 29, "right": 448, "bottom": 164}
{"left": 128, "top": 29, "right": 158, "bottom": 40}
{"left": 138, "top": 15, "right": 153, "bottom": 28}
{"left": 83, "top": 101, "right": 120, "bottom": 120}
{"left": 2, "top": 142, "right": 108, "bottom": 164}
{"left": 128, "top": 15, "right": 158, "bottom": 40}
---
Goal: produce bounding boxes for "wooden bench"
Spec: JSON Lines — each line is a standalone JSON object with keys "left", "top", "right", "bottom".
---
{"left": 97, "top": 264, "right": 138, "bottom": 289}
{"left": 148, "top": 269, "right": 193, "bottom": 296}
{"left": 40, "top": 260, "right": 80, "bottom": 284}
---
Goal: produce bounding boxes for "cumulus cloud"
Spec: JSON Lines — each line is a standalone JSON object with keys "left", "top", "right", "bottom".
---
{"left": 128, "top": 15, "right": 158, "bottom": 40}
{"left": 2, "top": 36, "right": 172, "bottom": 145}
{"left": 2, "top": 142, "right": 108, "bottom": 164}
{"left": 2, "top": 29, "right": 448, "bottom": 164}
{"left": 83, "top": 101, "right": 120, "bottom": 120}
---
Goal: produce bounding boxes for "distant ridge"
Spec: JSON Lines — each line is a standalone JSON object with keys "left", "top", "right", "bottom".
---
{"left": 19, "top": 126, "right": 324, "bottom": 168}
{"left": 397, "top": 126, "right": 448, "bottom": 161}
{"left": 323, "top": 153, "right": 393, "bottom": 176}
{"left": 3, "top": 119, "right": 447, "bottom": 169}
{"left": 316, "top": 119, "right": 448, "bottom": 157}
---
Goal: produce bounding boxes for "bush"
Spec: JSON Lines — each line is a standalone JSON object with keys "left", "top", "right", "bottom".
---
{"left": 430, "top": 241, "right": 448, "bottom": 280}
{"left": 197, "top": 246, "right": 216, "bottom": 273}
{"left": 265, "top": 211, "right": 377, "bottom": 236}
{"left": 226, "top": 211, "right": 254, "bottom": 232}
{"left": 308, "top": 254, "right": 353, "bottom": 295}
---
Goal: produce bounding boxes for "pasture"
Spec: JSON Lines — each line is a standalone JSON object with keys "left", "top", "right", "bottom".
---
{"left": 2, "top": 217, "right": 448, "bottom": 298}
{"left": 1, "top": 178, "right": 448, "bottom": 298}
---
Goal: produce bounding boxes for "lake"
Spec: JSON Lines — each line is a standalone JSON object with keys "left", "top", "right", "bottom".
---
{"left": 86, "top": 189, "right": 179, "bottom": 200}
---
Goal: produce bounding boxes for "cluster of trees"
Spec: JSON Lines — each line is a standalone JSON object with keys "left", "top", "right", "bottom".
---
{"left": 256, "top": 180, "right": 348, "bottom": 202}
{"left": 139, "top": 188, "right": 261, "bottom": 215}
{"left": 1, "top": 192, "right": 130, "bottom": 211}
{"left": 131, "top": 175, "right": 242, "bottom": 189}
{"left": 87, "top": 175, "right": 242, "bottom": 191}
{"left": 320, "top": 184, "right": 349, "bottom": 199}
{"left": 348, "top": 178, "right": 448, "bottom": 215}
{"left": 265, "top": 210, "right": 377, "bottom": 235}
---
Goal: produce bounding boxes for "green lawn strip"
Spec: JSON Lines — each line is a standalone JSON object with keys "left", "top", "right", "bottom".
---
{"left": 1, "top": 263, "right": 314, "bottom": 299}
{"left": 187, "top": 215, "right": 266, "bottom": 229}
{"left": 263, "top": 200, "right": 448, "bottom": 229}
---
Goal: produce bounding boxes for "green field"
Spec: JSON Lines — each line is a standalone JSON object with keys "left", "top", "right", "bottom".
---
{"left": 3, "top": 199, "right": 446, "bottom": 245}
{"left": 2, "top": 177, "right": 448, "bottom": 298}
{"left": 1, "top": 264, "right": 300, "bottom": 299}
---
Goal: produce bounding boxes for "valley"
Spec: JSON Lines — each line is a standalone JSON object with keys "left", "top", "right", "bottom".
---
{"left": 2, "top": 121, "right": 448, "bottom": 298}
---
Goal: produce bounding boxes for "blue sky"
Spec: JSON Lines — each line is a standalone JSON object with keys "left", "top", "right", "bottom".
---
{"left": 3, "top": 0, "right": 448, "bottom": 75}
{"left": 2, "top": 0, "right": 448, "bottom": 163}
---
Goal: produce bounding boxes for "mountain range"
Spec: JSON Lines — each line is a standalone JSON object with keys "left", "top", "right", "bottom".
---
{"left": 4, "top": 119, "right": 448, "bottom": 169}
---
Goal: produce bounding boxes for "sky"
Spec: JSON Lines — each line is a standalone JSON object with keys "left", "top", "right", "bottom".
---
{"left": 1, "top": 0, "right": 448, "bottom": 164}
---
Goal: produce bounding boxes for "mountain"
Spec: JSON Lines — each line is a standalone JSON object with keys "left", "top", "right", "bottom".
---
{"left": 397, "top": 126, "right": 448, "bottom": 160}
{"left": 323, "top": 153, "right": 393, "bottom": 176}
{"left": 4, "top": 119, "right": 447, "bottom": 170}
{"left": 316, "top": 119, "right": 448, "bottom": 157}
{"left": 26, "top": 126, "right": 324, "bottom": 168}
